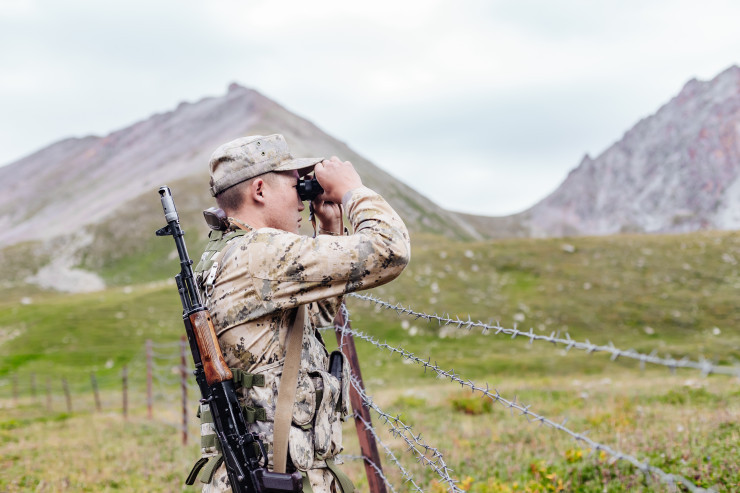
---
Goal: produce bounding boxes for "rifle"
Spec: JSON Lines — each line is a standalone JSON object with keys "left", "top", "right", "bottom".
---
{"left": 156, "top": 186, "right": 303, "bottom": 493}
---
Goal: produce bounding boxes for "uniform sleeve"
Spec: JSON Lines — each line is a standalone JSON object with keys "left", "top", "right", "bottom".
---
{"left": 309, "top": 296, "right": 343, "bottom": 329}
{"left": 246, "top": 186, "right": 410, "bottom": 312}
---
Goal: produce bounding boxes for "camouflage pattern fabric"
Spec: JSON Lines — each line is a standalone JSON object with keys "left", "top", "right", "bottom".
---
{"left": 205, "top": 462, "right": 342, "bottom": 493}
{"left": 305, "top": 467, "right": 344, "bottom": 493}
{"left": 199, "top": 186, "right": 409, "bottom": 491}
{"left": 203, "top": 466, "right": 232, "bottom": 493}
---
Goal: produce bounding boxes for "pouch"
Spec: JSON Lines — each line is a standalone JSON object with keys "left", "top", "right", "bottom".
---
{"left": 288, "top": 425, "right": 315, "bottom": 471}
{"left": 314, "top": 370, "right": 343, "bottom": 459}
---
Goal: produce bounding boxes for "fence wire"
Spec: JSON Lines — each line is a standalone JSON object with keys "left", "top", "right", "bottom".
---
{"left": 333, "top": 304, "right": 454, "bottom": 491}
{"left": 354, "top": 413, "right": 425, "bottom": 493}
{"left": 349, "top": 374, "right": 464, "bottom": 493}
{"left": 5, "top": 302, "right": 730, "bottom": 492}
{"left": 349, "top": 293, "right": 740, "bottom": 378}
{"left": 339, "top": 322, "right": 716, "bottom": 493}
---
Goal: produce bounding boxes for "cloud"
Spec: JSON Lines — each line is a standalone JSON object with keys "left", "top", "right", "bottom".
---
{"left": 1, "top": 0, "right": 739, "bottom": 214}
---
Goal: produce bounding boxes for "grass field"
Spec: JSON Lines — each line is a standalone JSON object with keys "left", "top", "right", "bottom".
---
{"left": 1, "top": 230, "right": 739, "bottom": 491}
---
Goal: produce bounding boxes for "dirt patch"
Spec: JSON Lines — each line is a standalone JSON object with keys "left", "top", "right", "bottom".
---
{"left": 24, "top": 232, "right": 105, "bottom": 293}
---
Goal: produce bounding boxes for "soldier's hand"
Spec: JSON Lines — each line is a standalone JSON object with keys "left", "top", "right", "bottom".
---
{"left": 312, "top": 199, "right": 343, "bottom": 234}
{"left": 314, "top": 157, "right": 362, "bottom": 203}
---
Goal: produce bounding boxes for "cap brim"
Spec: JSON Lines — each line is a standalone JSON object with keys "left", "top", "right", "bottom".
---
{"left": 274, "top": 157, "right": 323, "bottom": 176}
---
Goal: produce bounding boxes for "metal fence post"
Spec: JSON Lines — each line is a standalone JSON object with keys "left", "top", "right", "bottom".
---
{"left": 334, "top": 305, "right": 388, "bottom": 493}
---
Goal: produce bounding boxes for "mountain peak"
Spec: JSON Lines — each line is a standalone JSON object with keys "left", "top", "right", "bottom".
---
{"left": 0, "top": 81, "right": 478, "bottom": 253}
{"left": 525, "top": 64, "right": 740, "bottom": 237}
{"left": 228, "top": 81, "right": 246, "bottom": 93}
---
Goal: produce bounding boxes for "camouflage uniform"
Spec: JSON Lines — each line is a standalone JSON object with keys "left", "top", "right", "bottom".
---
{"left": 197, "top": 185, "right": 410, "bottom": 492}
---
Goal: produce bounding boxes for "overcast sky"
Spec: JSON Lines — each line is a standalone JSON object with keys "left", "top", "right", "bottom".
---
{"left": 1, "top": 0, "right": 739, "bottom": 215}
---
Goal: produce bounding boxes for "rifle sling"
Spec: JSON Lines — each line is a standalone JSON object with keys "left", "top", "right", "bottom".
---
{"left": 272, "top": 304, "right": 306, "bottom": 473}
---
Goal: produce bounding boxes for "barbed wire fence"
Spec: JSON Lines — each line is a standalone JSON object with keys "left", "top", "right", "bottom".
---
{"left": 347, "top": 293, "right": 740, "bottom": 378}
{"left": 1, "top": 293, "right": 736, "bottom": 492}
{"left": 0, "top": 338, "right": 200, "bottom": 445}
{"left": 333, "top": 301, "right": 725, "bottom": 493}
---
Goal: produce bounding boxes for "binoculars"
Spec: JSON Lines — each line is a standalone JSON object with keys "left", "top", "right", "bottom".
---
{"left": 296, "top": 178, "right": 324, "bottom": 201}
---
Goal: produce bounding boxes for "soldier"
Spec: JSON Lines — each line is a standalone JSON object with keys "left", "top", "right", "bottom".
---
{"left": 191, "top": 134, "right": 410, "bottom": 493}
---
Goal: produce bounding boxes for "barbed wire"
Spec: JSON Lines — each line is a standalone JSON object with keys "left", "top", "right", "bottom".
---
{"left": 355, "top": 413, "right": 425, "bottom": 493}
{"left": 338, "top": 451, "right": 407, "bottom": 493}
{"left": 340, "top": 323, "right": 716, "bottom": 493}
{"left": 151, "top": 350, "right": 180, "bottom": 360}
{"left": 4, "top": 307, "right": 729, "bottom": 491}
{"left": 349, "top": 448, "right": 398, "bottom": 493}
{"left": 149, "top": 341, "right": 181, "bottom": 349}
{"left": 150, "top": 360, "right": 181, "bottom": 374}
{"left": 349, "top": 374, "right": 464, "bottom": 493}
{"left": 349, "top": 293, "right": 740, "bottom": 378}
{"left": 335, "top": 305, "right": 441, "bottom": 491}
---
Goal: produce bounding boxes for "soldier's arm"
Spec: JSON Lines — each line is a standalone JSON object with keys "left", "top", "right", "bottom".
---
{"left": 246, "top": 185, "right": 410, "bottom": 309}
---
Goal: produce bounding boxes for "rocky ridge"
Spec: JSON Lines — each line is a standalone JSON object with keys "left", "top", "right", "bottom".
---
{"left": 0, "top": 84, "right": 482, "bottom": 291}
{"left": 3, "top": 67, "right": 740, "bottom": 292}
{"left": 474, "top": 66, "right": 740, "bottom": 238}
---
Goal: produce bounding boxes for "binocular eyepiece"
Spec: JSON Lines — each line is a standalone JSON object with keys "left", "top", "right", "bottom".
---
{"left": 296, "top": 178, "right": 324, "bottom": 201}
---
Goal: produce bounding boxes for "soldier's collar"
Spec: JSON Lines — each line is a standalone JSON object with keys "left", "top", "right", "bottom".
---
{"left": 227, "top": 217, "right": 254, "bottom": 232}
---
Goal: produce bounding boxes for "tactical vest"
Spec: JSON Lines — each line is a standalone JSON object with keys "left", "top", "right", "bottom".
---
{"left": 194, "top": 228, "right": 249, "bottom": 300}
{"left": 187, "top": 226, "right": 354, "bottom": 492}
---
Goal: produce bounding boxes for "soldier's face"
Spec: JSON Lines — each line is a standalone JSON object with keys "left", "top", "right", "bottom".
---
{"left": 265, "top": 170, "right": 305, "bottom": 233}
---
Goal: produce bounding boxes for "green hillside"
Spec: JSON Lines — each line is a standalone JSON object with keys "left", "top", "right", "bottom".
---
{"left": 1, "top": 230, "right": 739, "bottom": 491}
{"left": 2, "top": 229, "right": 739, "bottom": 384}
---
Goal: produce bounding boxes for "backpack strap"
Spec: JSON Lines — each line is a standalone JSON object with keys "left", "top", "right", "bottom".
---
{"left": 326, "top": 458, "right": 356, "bottom": 493}
{"left": 272, "top": 305, "right": 307, "bottom": 473}
{"left": 195, "top": 229, "right": 248, "bottom": 298}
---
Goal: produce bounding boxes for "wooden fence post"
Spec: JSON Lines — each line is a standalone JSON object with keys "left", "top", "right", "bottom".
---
{"left": 91, "top": 372, "right": 102, "bottom": 412}
{"left": 12, "top": 373, "right": 18, "bottom": 406}
{"left": 180, "top": 336, "right": 188, "bottom": 446}
{"left": 30, "top": 372, "right": 37, "bottom": 402}
{"left": 334, "top": 305, "right": 388, "bottom": 493}
{"left": 146, "top": 340, "right": 153, "bottom": 420}
{"left": 62, "top": 378, "right": 72, "bottom": 413}
{"left": 122, "top": 365, "right": 128, "bottom": 420}
{"left": 46, "top": 379, "right": 52, "bottom": 412}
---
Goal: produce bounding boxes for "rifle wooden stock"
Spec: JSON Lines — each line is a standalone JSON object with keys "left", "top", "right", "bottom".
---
{"left": 189, "top": 309, "right": 233, "bottom": 385}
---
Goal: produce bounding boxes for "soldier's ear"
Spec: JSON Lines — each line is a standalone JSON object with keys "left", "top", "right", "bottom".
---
{"left": 251, "top": 178, "right": 266, "bottom": 204}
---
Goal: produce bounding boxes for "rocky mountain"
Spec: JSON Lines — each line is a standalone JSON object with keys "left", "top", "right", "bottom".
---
{"left": 0, "top": 84, "right": 484, "bottom": 292}
{"left": 0, "top": 83, "right": 481, "bottom": 249}
{"left": 470, "top": 66, "right": 740, "bottom": 238}
{"left": 4, "top": 67, "right": 740, "bottom": 293}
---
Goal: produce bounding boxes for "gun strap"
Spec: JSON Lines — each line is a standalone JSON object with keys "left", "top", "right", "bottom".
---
{"left": 272, "top": 304, "right": 306, "bottom": 473}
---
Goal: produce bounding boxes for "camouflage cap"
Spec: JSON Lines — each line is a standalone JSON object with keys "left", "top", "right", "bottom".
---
{"left": 209, "top": 134, "right": 323, "bottom": 196}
